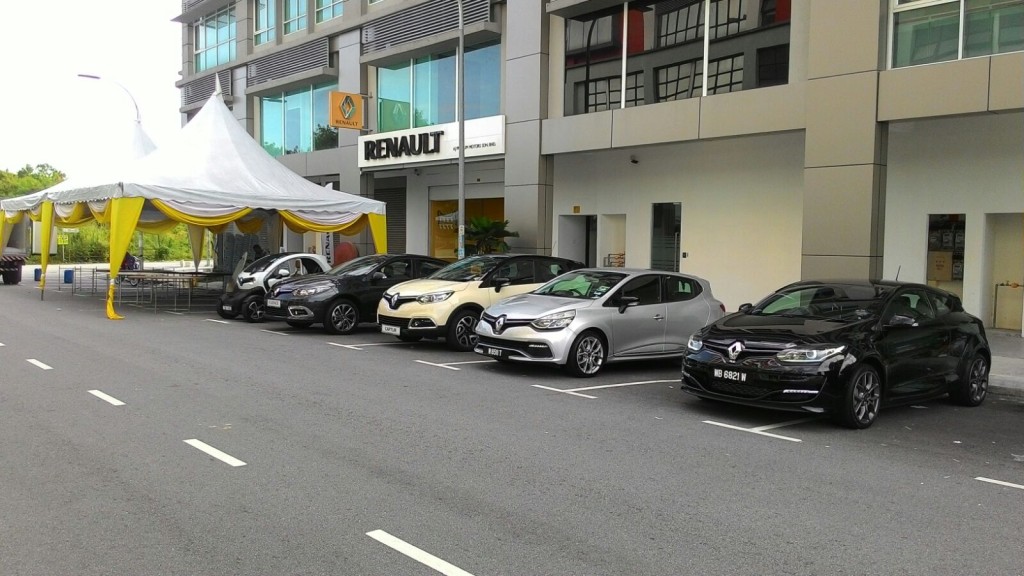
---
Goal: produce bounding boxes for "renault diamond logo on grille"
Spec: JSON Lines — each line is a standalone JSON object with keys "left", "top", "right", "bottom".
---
{"left": 727, "top": 341, "right": 744, "bottom": 362}
{"left": 494, "top": 315, "right": 506, "bottom": 334}
{"left": 386, "top": 293, "right": 400, "bottom": 309}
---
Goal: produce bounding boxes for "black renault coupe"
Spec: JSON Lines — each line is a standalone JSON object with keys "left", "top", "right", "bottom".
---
{"left": 681, "top": 280, "right": 990, "bottom": 428}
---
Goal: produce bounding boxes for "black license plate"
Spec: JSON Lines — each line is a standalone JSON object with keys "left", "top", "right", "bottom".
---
{"left": 713, "top": 368, "right": 747, "bottom": 382}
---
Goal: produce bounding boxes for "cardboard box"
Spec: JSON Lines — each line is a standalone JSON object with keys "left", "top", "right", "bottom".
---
{"left": 927, "top": 251, "right": 953, "bottom": 282}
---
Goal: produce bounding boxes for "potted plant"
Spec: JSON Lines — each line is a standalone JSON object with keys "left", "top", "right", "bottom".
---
{"left": 464, "top": 216, "right": 519, "bottom": 255}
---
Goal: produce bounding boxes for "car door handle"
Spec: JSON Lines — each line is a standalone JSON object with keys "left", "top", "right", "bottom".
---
{"left": 653, "top": 314, "right": 665, "bottom": 321}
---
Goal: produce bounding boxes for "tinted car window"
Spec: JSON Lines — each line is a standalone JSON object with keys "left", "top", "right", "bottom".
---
{"left": 535, "top": 270, "right": 626, "bottom": 299}
{"left": 613, "top": 275, "right": 662, "bottom": 306}
{"left": 328, "top": 255, "right": 389, "bottom": 276}
{"left": 430, "top": 255, "right": 504, "bottom": 281}
{"left": 381, "top": 259, "right": 412, "bottom": 280}
{"left": 755, "top": 284, "right": 891, "bottom": 318}
{"left": 664, "top": 275, "right": 701, "bottom": 302}
{"left": 928, "top": 291, "right": 953, "bottom": 316}
{"left": 495, "top": 260, "right": 536, "bottom": 286}
{"left": 888, "top": 289, "right": 936, "bottom": 322}
{"left": 419, "top": 259, "right": 446, "bottom": 277}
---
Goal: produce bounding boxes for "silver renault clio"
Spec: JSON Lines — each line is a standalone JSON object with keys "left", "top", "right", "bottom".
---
{"left": 474, "top": 268, "right": 725, "bottom": 377}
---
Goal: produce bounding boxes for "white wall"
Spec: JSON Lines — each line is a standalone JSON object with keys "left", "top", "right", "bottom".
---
{"left": 552, "top": 132, "right": 806, "bottom": 310}
{"left": 884, "top": 112, "right": 1024, "bottom": 318}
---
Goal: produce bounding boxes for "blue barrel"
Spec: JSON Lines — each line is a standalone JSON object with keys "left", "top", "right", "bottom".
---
{"left": 63, "top": 269, "right": 74, "bottom": 284}
{"left": 34, "top": 268, "right": 42, "bottom": 282}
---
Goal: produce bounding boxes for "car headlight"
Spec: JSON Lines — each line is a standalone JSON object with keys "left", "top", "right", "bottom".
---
{"left": 531, "top": 310, "right": 576, "bottom": 330}
{"left": 776, "top": 345, "right": 846, "bottom": 363}
{"left": 687, "top": 334, "right": 703, "bottom": 352}
{"left": 417, "top": 291, "right": 454, "bottom": 304}
{"left": 294, "top": 285, "right": 335, "bottom": 297}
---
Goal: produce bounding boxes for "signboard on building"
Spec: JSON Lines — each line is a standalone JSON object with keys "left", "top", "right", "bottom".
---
{"left": 329, "top": 91, "right": 366, "bottom": 130}
{"left": 358, "top": 116, "right": 505, "bottom": 169}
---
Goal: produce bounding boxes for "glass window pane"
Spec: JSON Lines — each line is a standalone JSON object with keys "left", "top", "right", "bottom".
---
{"left": 261, "top": 96, "right": 284, "bottom": 157}
{"left": 313, "top": 83, "right": 337, "bottom": 151}
{"left": 465, "top": 42, "right": 501, "bottom": 119}
{"left": 414, "top": 52, "right": 455, "bottom": 127}
{"left": 284, "top": 88, "right": 313, "bottom": 154}
{"left": 965, "top": 0, "right": 1024, "bottom": 57}
{"left": 892, "top": 3, "right": 960, "bottom": 67}
{"left": 651, "top": 202, "right": 681, "bottom": 272}
{"left": 378, "top": 62, "right": 411, "bottom": 132}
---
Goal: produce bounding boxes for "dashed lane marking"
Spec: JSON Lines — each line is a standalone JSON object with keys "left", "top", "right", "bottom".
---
{"left": 532, "top": 379, "right": 676, "bottom": 399}
{"left": 184, "top": 439, "right": 247, "bottom": 467}
{"left": 367, "top": 529, "right": 475, "bottom": 576}
{"left": 27, "top": 359, "right": 53, "bottom": 371}
{"left": 703, "top": 420, "right": 802, "bottom": 443}
{"left": 976, "top": 477, "right": 1024, "bottom": 491}
{"left": 415, "top": 359, "right": 498, "bottom": 371}
{"left": 89, "top": 390, "right": 126, "bottom": 406}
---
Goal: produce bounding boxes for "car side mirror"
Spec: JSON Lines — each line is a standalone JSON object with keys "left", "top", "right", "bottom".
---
{"left": 739, "top": 303, "right": 753, "bottom": 313}
{"left": 886, "top": 314, "right": 917, "bottom": 328}
{"left": 370, "top": 271, "right": 386, "bottom": 282}
{"left": 617, "top": 296, "right": 640, "bottom": 314}
{"left": 493, "top": 277, "right": 511, "bottom": 292}
{"left": 277, "top": 268, "right": 291, "bottom": 278}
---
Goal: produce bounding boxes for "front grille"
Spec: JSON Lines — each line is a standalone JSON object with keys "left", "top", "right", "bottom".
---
{"left": 707, "top": 381, "right": 772, "bottom": 398}
{"left": 480, "top": 312, "right": 532, "bottom": 334}
{"left": 383, "top": 295, "right": 418, "bottom": 310}
{"left": 378, "top": 315, "right": 410, "bottom": 329}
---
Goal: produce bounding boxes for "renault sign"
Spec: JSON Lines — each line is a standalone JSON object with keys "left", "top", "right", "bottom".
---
{"left": 330, "top": 91, "right": 365, "bottom": 130}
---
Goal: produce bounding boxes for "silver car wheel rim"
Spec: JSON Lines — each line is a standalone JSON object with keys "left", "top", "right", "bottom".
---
{"left": 576, "top": 336, "right": 604, "bottom": 375}
{"left": 247, "top": 301, "right": 264, "bottom": 320}
{"left": 968, "top": 357, "right": 988, "bottom": 403}
{"left": 456, "top": 316, "right": 478, "bottom": 348}
{"left": 852, "top": 370, "right": 880, "bottom": 425}
{"left": 332, "top": 304, "right": 357, "bottom": 332}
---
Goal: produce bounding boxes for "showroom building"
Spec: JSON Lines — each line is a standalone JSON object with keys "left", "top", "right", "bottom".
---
{"left": 173, "top": 0, "right": 1024, "bottom": 325}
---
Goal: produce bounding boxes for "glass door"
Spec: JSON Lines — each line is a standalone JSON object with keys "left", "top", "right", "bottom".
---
{"left": 651, "top": 202, "right": 681, "bottom": 272}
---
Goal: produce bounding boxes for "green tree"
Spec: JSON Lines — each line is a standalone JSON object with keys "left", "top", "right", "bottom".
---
{"left": 0, "top": 164, "right": 66, "bottom": 197}
{"left": 465, "top": 216, "right": 519, "bottom": 255}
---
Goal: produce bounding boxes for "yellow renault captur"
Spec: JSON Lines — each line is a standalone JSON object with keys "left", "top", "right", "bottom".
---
{"left": 377, "top": 254, "right": 583, "bottom": 351}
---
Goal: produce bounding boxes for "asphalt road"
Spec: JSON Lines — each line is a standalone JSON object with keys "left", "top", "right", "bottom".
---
{"left": 1, "top": 285, "right": 1023, "bottom": 576}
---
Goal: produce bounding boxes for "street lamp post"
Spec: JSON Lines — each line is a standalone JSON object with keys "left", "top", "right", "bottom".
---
{"left": 456, "top": 0, "right": 466, "bottom": 259}
{"left": 77, "top": 73, "right": 142, "bottom": 124}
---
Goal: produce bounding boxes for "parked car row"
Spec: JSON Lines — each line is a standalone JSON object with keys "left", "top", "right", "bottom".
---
{"left": 218, "top": 253, "right": 991, "bottom": 429}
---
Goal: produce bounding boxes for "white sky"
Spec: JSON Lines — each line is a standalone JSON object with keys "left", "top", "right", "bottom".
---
{"left": 0, "top": 0, "right": 183, "bottom": 178}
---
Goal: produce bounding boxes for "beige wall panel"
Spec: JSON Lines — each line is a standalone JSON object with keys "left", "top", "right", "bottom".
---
{"left": 306, "top": 148, "right": 345, "bottom": 178}
{"left": 505, "top": 0, "right": 546, "bottom": 60}
{"left": 805, "top": 73, "right": 880, "bottom": 168}
{"left": 506, "top": 54, "right": 547, "bottom": 123}
{"left": 803, "top": 165, "right": 881, "bottom": 256}
{"left": 878, "top": 59, "right": 990, "bottom": 121}
{"left": 504, "top": 183, "right": 553, "bottom": 253}
{"left": 806, "top": 0, "right": 884, "bottom": 79}
{"left": 990, "top": 52, "right": 1024, "bottom": 112}
{"left": 541, "top": 112, "right": 613, "bottom": 154}
{"left": 801, "top": 255, "right": 881, "bottom": 280}
{"left": 699, "top": 84, "right": 806, "bottom": 139}
{"left": 506, "top": 120, "right": 545, "bottom": 187}
{"left": 611, "top": 99, "right": 700, "bottom": 148}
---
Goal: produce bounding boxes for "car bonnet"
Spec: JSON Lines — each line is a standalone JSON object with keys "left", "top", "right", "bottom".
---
{"left": 484, "top": 293, "right": 594, "bottom": 319}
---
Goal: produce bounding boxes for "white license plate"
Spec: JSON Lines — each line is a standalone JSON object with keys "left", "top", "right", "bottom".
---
{"left": 266, "top": 299, "right": 281, "bottom": 308}
{"left": 381, "top": 325, "right": 400, "bottom": 335}
{"left": 713, "top": 368, "right": 747, "bottom": 382}
{"left": 486, "top": 347, "right": 503, "bottom": 357}
{"left": 221, "top": 305, "right": 233, "bottom": 311}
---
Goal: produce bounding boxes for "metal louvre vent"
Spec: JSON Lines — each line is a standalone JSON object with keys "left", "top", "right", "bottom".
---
{"left": 182, "top": 70, "right": 233, "bottom": 107}
{"left": 372, "top": 188, "right": 407, "bottom": 253}
{"left": 362, "top": 0, "right": 491, "bottom": 55}
{"left": 247, "top": 37, "right": 330, "bottom": 87}
{"left": 183, "top": 0, "right": 205, "bottom": 12}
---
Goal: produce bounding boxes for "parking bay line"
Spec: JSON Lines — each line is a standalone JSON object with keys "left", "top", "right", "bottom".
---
{"left": 27, "top": 359, "right": 53, "bottom": 371}
{"left": 260, "top": 329, "right": 290, "bottom": 336}
{"left": 183, "top": 439, "right": 247, "bottom": 467}
{"left": 204, "top": 319, "right": 230, "bottom": 324}
{"left": 89, "top": 390, "right": 126, "bottom": 406}
{"left": 703, "top": 420, "right": 803, "bottom": 443}
{"left": 976, "top": 477, "right": 1024, "bottom": 491}
{"left": 532, "top": 379, "right": 676, "bottom": 399}
{"left": 328, "top": 342, "right": 409, "bottom": 351}
{"left": 367, "top": 529, "right": 475, "bottom": 576}
{"left": 415, "top": 359, "right": 498, "bottom": 371}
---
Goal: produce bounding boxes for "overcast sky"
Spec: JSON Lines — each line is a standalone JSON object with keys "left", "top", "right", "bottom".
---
{"left": 0, "top": 0, "right": 183, "bottom": 178}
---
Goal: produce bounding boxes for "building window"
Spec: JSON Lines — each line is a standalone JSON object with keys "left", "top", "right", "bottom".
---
{"left": 284, "top": 0, "right": 308, "bottom": 35}
{"left": 659, "top": 1, "right": 704, "bottom": 47}
{"left": 709, "top": 0, "right": 748, "bottom": 39}
{"left": 657, "top": 60, "right": 703, "bottom": 101}
{"left": 706, "top": 54, "right": 743, "bottom": 94}
{"left": 567, "top": 15, "right": 616, "bottom": 53}
{"left": 756, "top": 44, "right": 789, "bottom": 86}
{"left": 254, "top": 0, "right": 276, "bottom": 45}
{"left": 193, "top": 6, "right": 236, "bottom": 72}
{"left": 892, "top": 0, "right": 1024, "bottom": 67}
{"left": 316, "top": 0, "right": 344, "bottom": 23}
{"left": 260, "top": 83, "right": 337, "bottom": 156}
{"left": 375, "top": 42, "right": 500, "bottom": 133}
{"left": 579, "top": 71, "right": 645, "bottom": 112}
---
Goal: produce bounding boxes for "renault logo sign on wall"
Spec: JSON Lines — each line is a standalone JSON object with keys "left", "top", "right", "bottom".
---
{"left": 330, "top": 91, "right": 365, "bottom": 130}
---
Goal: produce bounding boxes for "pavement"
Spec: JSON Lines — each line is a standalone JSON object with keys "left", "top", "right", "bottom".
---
{"left": 6, "top": 260, "right": 1024, "bottom": 400}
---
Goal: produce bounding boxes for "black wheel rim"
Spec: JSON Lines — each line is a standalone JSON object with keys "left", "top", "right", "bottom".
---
{"left": 968, "top": 357, "right": 988, "bottom": 403}
{"left": 454, "top": 315, "right": 478, "bottom": 349}
{"left": 331, "top": 303, "right": 357, "bottom": 332}
{"left": 575, "top": 335, "right": 604, "bottom": 375}
{"left": 852, "top": 370, "right": 880, "bottom": 425}
{"left": 247, "top": 301, "right": 264, "bottom": 320}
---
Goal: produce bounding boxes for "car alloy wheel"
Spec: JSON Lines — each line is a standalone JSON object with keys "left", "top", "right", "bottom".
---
{"left": 326, "top": 300, "right": 359, "bottom": 335}
{"left": 447, "top": 310, "right": 480, "bottom": 352}
{"left": 835, "top": 365, "right": 880, "bottom": 429}
{"left": 567, "top": 331, "right": 605, "bottom": 377}
{"left": 243, "top": 296, "right": 265, "bottom": 323}
{"left": 951, "top": 354, "right": 988, "bottom": 407}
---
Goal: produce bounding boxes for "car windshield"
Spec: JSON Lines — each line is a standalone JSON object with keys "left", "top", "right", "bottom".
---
{"left": 428, "top": 255, "right": 505, "bottom": 282}
{"left": 327, "top": 255, "right": 389, "bottom": 277}
{"left": 750, "top": 284, "right": 893, "bottom": 319}
{"left": 243, "top": 254, "right": 287, "bottom": 273}
{"left": 534, "top": 270, "right": 627, "bottom": 300}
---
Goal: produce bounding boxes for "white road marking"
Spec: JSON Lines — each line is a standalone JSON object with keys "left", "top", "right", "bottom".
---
{"left": 0, "top": 342, "right": 5, "bottom": 346}
{"left": 976, "top": 477, "right": 1024, "bottom": 490}
{"left": 531, "top": 385, "right": 597, "bottom": 399}
{"left": 703, "top": 420, "right": 802, "bottom": 443}
{"left": 89, "top": 390, "right": 126, "bottom": 406}
{"left": 165, "top": 311, "right": 184, "bottom": 316}
{"left": 204, "top": 319, "right": 230, "bottom": 324}
{"left": 415, "top": 360, "right": 461, "bottom": 371}
{"left": 367, "top": 530, "right": 475, "bottom": 576}
{"left": 446, "top": 360, "right": 497, "bottom": 366}
{"left": 328, "top": 342, "right": 406, "bottom": 351}
{"left": 184, "top": 439, "right": 247, "bottom": 467}
{"left": 752, "top": 416, "right": 820, "bottom": 431}
{"left": 27, "top": 359, "right": 53, "bottom": 370}
{"left": 260, "top": 329, "right": 290, "bottom": 336}
{"left": 563, "top": 379, "right": 676, "bottom": 393}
